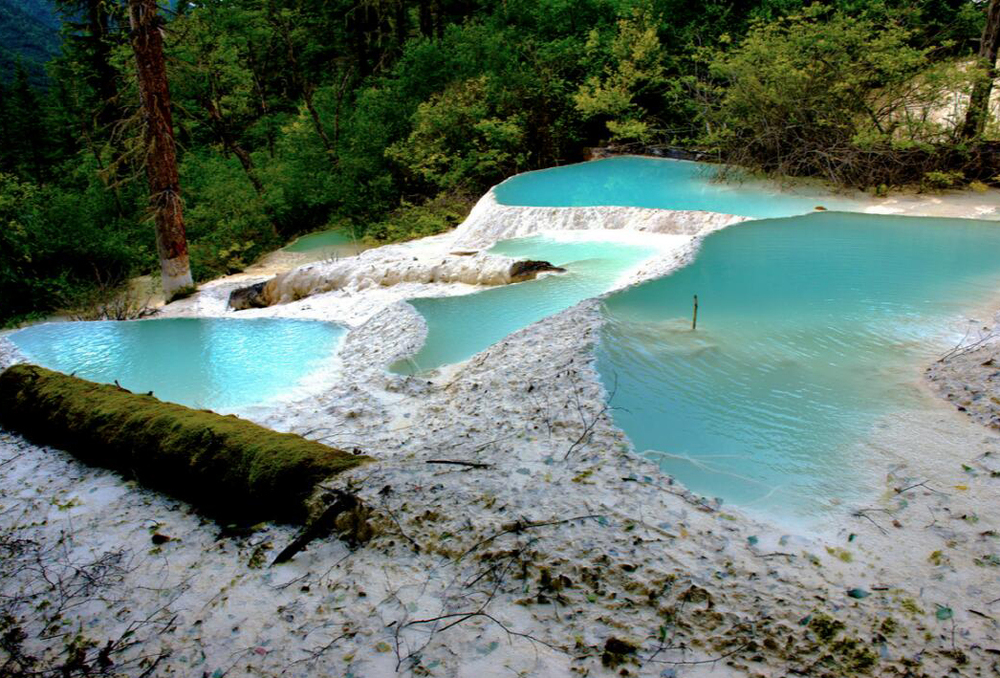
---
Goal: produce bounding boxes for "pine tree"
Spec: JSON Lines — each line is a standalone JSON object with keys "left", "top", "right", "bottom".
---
{"left": 7, "top": 62, "right": 49, "bottom": 179}
{"left": 56, "top": 0, "right": 125, "bottom": 140}
{"left": 128, "top": 0, "right": 193, "bottom": 298}
{"left": 0, "top": 77, "right": 9, "bottom": 173}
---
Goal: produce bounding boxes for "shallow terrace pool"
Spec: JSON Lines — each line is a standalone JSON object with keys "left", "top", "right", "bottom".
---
{"left": 495, "top": 156, "right": 866, "bottom": 218}
{"left": 597, "top": 212, "right": 1000, "bottom": 520}
{"left": 282, "top": 229, "right": 365, "bottom": 259}
{"left": 8, "top": 318, "right": 345, "bottom": 412}
{"left": 392, "top": 233, "right": 661, "bottom": 373}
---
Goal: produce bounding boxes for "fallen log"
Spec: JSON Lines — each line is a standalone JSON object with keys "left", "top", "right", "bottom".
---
{"left": 0, "top": 364, "right": 369, "bottom": 525}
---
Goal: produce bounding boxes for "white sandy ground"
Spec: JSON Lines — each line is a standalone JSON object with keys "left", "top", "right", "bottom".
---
{"left": 2, "top": 179, "right": 1000, "bottom": 677}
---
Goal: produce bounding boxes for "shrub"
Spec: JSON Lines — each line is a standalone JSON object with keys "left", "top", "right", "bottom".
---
{"left": 921, "top": 169, "right": 964, "bottom": 191}
{"left": 180, "top": 152, "right": 279, "bottom": 280}
{"left": 703, "top": 4, "right": 975, "bottom": 188}
{"left": 386, "top": 76, "right": 527, "bottom": 194}
{"left": 363, "top": 192, "right": 475, "bottom": 245}
{"left": 0, "top": 171, "right": 149, "bottom": 325}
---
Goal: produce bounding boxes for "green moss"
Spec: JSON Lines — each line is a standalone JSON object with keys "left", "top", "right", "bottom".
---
{"left": 878, "top": 617, "right": 898, "bottom": 637}
{"left": 0, "top": 364, "right": 369, "bottom": 524}
{"left": 826, "top": 546, "right": 853, "bottom": 562}
{"left": 829, "top": 636, "right": 878, "bottom": 672}
{"left": 928, "top": 550, "right": 951, "bottom": 566}
{"left": 809, "top": 614, "right": 845, "bottom": 643}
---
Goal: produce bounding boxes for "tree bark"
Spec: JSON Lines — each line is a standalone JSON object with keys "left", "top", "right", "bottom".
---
{"left": 961, "top": 0, "right": 1000, "bottom": 140}
{"left": 128, "top": 0, "right": 193, "bottom": 298}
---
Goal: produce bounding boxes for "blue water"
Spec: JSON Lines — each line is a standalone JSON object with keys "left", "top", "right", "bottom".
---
{"left": 596, "top": 212, "right": 1000, "bottom": 519}
{"left": 8, "top": 318, "right": 345, "bottom": 411}
{"left": 392, "top": 234, "right": 657, "bottom": 373}
{"left": 495, "top": 156, "right": 865, "bottom": 218}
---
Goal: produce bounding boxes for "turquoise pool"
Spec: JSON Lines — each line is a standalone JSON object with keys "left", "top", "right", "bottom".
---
{"left": 391, "top": 234, "right": 659, "bottom": 373}
{"left": 597, "top": 212, "right": 1000, "bottom": 519}
{"left": 495, "top": 156, "right": 865, "bottom": 218}
{"left": 8, "top": 318, "right": 345, "bottom": 411}
{"left": 283, "top": 229, "right": 365, "bottom": 258}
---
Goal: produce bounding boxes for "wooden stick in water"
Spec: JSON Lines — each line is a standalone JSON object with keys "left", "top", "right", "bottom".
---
{"left": 692, "top": 294, "right": 699, "bottom": 331}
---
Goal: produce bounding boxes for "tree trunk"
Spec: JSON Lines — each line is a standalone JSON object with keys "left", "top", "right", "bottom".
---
{"left": 418, "top": 0, "right": 433, "bottom": 38}
{"left": 393, "top": 0, "right": 408, "bottom": 52}
{"left": 433, "top": 0, "right": 444, "bottom": 40}
{"left": 245, "top": 44, "right": 276, "bottom": 158}
{"left": 961, "top": 0, "right": 1000, "bottom": 140}
{"left": 128, "top": 0, "right": 193, "bottom": 298}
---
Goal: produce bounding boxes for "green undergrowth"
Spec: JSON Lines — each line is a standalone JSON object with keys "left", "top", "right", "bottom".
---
{"left": 0, "top": 364, "right": 369, "bottom": 524}
{"left": 361, "top": 192, "right": 475, "bottom": 246}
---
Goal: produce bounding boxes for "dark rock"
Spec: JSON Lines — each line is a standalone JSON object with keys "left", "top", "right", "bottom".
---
{"left": 228, "top": 281, "right": 270, "bottom": 310}
{"left": 508, "top": 260, "right": 566, "bottom": 283}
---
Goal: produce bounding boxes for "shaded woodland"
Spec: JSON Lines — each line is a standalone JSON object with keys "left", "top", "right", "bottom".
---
{"left": 0, "top": 0, "right": 996, "bottom": 323}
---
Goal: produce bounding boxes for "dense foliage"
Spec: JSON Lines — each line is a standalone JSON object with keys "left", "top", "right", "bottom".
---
{"left": 0, "top": 0, "right": 994, "bottom": 324}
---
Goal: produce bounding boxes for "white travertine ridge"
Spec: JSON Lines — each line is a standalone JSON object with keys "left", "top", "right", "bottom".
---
{"left": 451, "top": 190, "right": 747, "bottom": 248}
{"left": 261, "top": 250, "right": 557, "bottom": 306}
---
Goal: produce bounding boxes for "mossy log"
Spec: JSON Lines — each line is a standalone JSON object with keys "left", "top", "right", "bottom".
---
{"left": 0, "top": 364, "right": 369, "bottom": 524}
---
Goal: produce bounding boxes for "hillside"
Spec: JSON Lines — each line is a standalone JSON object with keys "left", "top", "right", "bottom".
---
{"left": 0, "top": 0, "right": 60, "bottom": 86}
